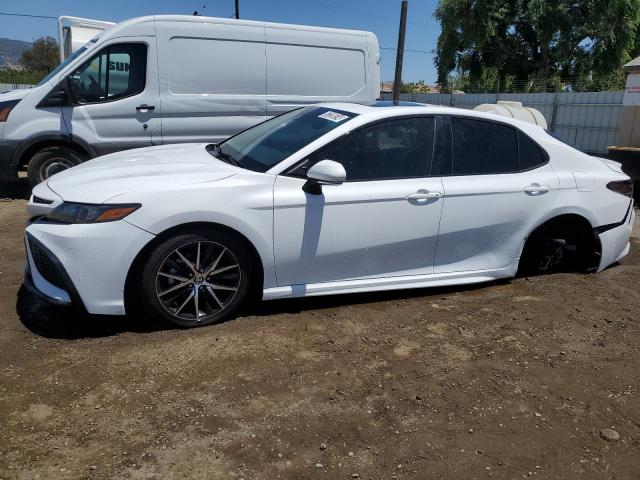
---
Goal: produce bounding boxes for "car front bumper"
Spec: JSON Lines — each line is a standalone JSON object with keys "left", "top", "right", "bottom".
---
{"left": 0, "top": 139, "right": 19, "bottom": 183}
{"left": 24, "top": 220, "right": 155, "bottom": 315}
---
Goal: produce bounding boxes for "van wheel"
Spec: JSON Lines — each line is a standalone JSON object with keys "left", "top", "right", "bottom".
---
{"left": 27, "top": 146, "right": 84, "bottom": 187}
{"left": 138, "top": 230, "right": 254, "bottom": 328}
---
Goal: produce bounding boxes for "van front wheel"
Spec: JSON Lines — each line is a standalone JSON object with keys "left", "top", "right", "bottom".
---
{"left": 27, "top": 146, "right": 84, "bottom": 187}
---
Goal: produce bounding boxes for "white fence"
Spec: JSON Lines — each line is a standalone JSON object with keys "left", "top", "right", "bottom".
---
{"left": 380, "top": 91, "right": 624, "bottom": 154}
{"left": 0, "top": 82, "right": 34, "bottom": 92}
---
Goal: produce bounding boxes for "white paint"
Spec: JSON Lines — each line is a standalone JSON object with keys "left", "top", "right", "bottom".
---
{"left": 2, "top": 14, "right": 381, "bottom": 175}
{"left": 25, "top": 103, "right": 634, "bottom": 315}
{"left": 623, "top": 74, "right": 640, "bottom": 106}
{"left": 474, "top": 101, "right": 548, "bottom": 129}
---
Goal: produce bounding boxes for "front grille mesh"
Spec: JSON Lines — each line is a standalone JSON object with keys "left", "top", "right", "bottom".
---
{"left": 32, "top": 196, "right": 54, "bottom": 205}
{"left": 28, "top": 236, "right": 67, "bottom": 290}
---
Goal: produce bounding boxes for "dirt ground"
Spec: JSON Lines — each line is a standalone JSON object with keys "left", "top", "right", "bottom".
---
{"left": 1, "top": 181, "right": 639, "bottom": 480}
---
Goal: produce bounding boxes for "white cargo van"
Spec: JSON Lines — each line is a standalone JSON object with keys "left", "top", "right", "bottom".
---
{"left": 0, "top": 15, "right": 380, "bottom": 186}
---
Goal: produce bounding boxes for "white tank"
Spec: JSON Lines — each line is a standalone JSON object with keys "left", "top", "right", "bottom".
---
{"left": 473, "top": 101, "right": 548, "bottom": 129}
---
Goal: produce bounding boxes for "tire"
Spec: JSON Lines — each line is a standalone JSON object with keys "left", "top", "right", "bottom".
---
{"left": 27, "top": 146, "right": 85, "bottom": 187}
{"left": 519, "top": 230, "right": 580, "bottom": 276}
{"left": 137, "top": 229, "right": 254, "bottom": 328}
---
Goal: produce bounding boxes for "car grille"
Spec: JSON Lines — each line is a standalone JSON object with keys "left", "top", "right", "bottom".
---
{"left": 32, "top": 195, "right": 54, "bottom": 205}
{"left": 28, "top": 235, "right": 67, "bottom": 290}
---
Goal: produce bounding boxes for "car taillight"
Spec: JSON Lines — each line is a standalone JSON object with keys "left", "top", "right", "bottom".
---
{"left": 606, "top": 180, "right": 634, "bottom": 198}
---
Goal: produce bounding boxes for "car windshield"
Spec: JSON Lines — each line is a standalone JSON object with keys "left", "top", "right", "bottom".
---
{"left": 215, "top": 107, "right": 358, "bottom": 172}
{"left": 37, "top": 45, "right": 89, "bottom": 87}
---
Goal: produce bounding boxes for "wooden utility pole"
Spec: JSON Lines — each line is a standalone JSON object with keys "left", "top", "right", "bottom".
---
{"left": 392, "top": 0, "right": 408, "bottom": 105}
{"left": 235, "top": 0, "right": 240, "bottom": 19}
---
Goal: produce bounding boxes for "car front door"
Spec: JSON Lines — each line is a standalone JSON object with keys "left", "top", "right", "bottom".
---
{"left": 434, "top": 116, "right": 559, "bottom": 273}
{"left": 273, "top": 115, "right": 445, "bottom": 287}
{"left": 62, "top": 40, "right": 161, "bottom": 156}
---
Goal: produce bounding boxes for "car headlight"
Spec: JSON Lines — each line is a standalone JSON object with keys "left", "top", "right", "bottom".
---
{"left": 0, "top": 100, "right": 20, "bottom": 122}
{"left": 45, "top": 202, "right": 141, "bottom": 224}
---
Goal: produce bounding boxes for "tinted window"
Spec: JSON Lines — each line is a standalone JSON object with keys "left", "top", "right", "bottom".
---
{"left": 451, "top": 117, "right": 518, "bottom": 175}
{"left": 217, "top": 107, "right": 358, "bottom": 172}
{"left": 518, "top": 132, "right": 546, "bottom": 170}
{"left": 69, "top": 43, "right": 146, "bottom": 103}
{"left": 298, "top": 117, "right": 435, "bottom": 181}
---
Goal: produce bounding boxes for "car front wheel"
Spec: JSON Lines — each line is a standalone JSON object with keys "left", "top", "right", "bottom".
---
{"left": 139, "top": 230, "right": 253, "bottom": 327}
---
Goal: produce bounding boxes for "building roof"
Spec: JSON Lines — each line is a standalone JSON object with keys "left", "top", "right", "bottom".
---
{"left": 623, "top": 55, "right": 640, "bottom": 72}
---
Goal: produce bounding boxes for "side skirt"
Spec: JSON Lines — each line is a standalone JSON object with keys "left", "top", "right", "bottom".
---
{"left": 262, "top": 261, "right": 519, "bottom": 301}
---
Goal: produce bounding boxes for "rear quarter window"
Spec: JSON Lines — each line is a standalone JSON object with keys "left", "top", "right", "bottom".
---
{"left": 518, "top": 132, "right": 547, "bottom": 170}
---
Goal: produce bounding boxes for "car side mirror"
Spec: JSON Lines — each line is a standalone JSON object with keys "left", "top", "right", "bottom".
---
{"left": 36, "top": 79, "right": 74, "bottom": 108}
{"left": 303, "top": 160, "right": 346, "bottom": 194}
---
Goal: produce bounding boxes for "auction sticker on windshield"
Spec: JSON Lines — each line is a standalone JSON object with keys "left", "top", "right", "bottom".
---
{"left": 318, "top": 111, "right": 351, "bottom": 123}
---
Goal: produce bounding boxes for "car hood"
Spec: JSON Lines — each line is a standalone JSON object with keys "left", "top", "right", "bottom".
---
{"left": 0, "top": 88, "right": 31, "bottom": 99}
{"left": 47, "top": 143, "right": 239, "bottom": 203}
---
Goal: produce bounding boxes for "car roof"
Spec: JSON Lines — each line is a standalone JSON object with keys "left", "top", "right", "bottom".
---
{"left": 316, "top": 102, "right": 547, "bottom": 135}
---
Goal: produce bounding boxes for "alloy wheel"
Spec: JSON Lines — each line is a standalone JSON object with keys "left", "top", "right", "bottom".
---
{"left": 155, "top": 241, "right": 241, "bottom": 323}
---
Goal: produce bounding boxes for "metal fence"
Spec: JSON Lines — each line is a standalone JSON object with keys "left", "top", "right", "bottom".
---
{"left": 0, "top": 82, "right": 34, "bottom": 92}
{"left": 0, "top": 83, "right": 624, "bottom": 155}
{"left": 381, "top": 91, "right": 624, "bottom": 154}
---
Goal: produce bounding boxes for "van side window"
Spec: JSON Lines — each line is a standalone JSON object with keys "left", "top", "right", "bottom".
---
{"left": 69, "top": 43, "right": 147, "bottom": 104}
{"left": 293, "top": 117, "right": 435, "bottom": 182}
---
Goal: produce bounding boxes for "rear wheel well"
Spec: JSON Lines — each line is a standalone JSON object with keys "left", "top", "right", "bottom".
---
{"left": 124, "top": 222, "right": 265, "bottom": 315}
{"left": 18, "top": 141, "right": 89, "bottom": 169}
{"left": 519, "top": 214, "right": 601, "bottom": 275}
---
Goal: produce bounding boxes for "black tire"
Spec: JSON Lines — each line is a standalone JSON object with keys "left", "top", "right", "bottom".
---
{"left": 27, "top": 146, "right": 85, "bottom": 187}
{"left": 519, "top": 229, "right": 583, "bottom": 276}
{"left": 137, "top": 229, "right": 254, "bottom": 328}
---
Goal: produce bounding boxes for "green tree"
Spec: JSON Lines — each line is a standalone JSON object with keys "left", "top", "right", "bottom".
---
{"left": 434, "top": 0, "right": 640, "bottom": 92}
{"left": 20, "top": 36, "right": 59, "bottom": 77}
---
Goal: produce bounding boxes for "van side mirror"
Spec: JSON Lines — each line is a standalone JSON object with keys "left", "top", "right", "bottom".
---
{"left": 303, "top": 160, "right": 346, "bottom": 194}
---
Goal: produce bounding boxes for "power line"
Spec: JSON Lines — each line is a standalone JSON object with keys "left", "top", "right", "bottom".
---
{"left": 381, "top": 46, "right": 432, "bottom": 54}
{"left": 0, "top": 11, "right": 57, "bottom": 20}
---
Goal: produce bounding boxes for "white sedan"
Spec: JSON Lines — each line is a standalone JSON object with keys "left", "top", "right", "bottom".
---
{"left": 24, "top": 103, "right": 635, "bottom": 327}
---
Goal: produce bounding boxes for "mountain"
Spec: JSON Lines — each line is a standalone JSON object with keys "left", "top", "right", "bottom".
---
{"left": 0, "top": 38, "right": 31, "bottom": 69}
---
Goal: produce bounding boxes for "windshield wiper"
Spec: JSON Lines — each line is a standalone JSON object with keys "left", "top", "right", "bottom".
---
{"left": 207, "top": 143, "right": 240, "bottom": 167}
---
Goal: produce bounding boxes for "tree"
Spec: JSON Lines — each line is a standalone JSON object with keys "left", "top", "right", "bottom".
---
{"left": 434, "top": 0, "right": 640, "bottom": 92}
{"left": 20, "top": 36, "right": 59, "bottom": 76}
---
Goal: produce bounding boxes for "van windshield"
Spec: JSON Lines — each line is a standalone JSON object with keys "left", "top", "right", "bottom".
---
{"left": 37, "top": 45, "right": 88, "bottom": 87}
{"left": 214, "top": 107, "right": 358, "bottom": 172}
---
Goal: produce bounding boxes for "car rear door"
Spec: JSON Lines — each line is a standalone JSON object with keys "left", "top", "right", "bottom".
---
{"left": 273, "top": 115, "right": 445, "bottom": 287}
{"left": 434, "top": 116, "right": 559, "bottom": 274}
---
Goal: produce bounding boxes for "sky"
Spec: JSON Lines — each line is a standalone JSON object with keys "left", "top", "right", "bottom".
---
{"left": 0, "top": 0, "right": 441, "bottom": 83}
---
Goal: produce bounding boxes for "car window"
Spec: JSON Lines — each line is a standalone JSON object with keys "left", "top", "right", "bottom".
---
{"left": 295, "top": 116, "right": 435, "bottom": 182}
{"left": 451, "top": 117, "right": 518, "bottom": 175}
{"left": 218, "top": 107, "right": 358, "bottom": 172}
{"left": 68, "top": 43, "right": 146, "bottom": 104}
{"left": 518, "top": 132, "right": 547, "bottom": 170}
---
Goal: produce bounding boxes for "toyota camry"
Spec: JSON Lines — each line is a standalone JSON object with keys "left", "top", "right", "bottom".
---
{"left": 24, "top": 102, "right": 635, "bottom": 327}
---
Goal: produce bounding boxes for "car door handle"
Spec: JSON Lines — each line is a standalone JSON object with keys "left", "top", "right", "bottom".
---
{"left": 407, "top": 191, "right": 441, "bottom": 200}
{"left": 136, "top": 104, "right": 155, "bottom": 112}
{"left": 524, "top": 184, "right": 550, "bottom": 196}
